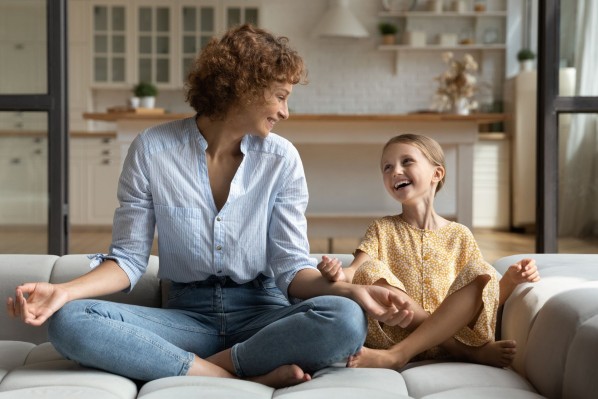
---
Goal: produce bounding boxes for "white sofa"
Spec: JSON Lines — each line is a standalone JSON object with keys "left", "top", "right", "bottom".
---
{"left": 1, "top": 253, "right": 597, "bottom": 399}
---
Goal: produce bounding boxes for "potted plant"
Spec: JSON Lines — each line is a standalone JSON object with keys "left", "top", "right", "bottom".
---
{"left": 133, "top": 81, "right": 158, "bottom": 108}
{"left": 378, "top": 22, "right": 398, "bottom": 45}
{"left": 517, "top": 48, "right": 535, "bottom": 72}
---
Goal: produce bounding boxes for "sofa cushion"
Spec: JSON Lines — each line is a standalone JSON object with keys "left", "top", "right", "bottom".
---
{"left": 0, "top": 359, "right": 137, "bottom": 399}
{"left": 0, "top": 386, "right": 123, "bottom": 399}
{"left": 0, "top": 255, "right": 58, "bottom": 344}
{"left": 0, "top": 341, "right": 35, "bottom": 382}
{"left": 138, "top": 376, "right": 274, "bottom": 399}
{"left": 562, "top": 314, "right": 598, "bottom": 399}
{"left": 494, "top": 254, "right": 598, "bottom": 375}
{"left": 524, "top": 286, "right": 598, "bottom": 399}
{"left": 400, "top": 362, "right": 537, "bottom": 398}
{"left": 50, "top": 255, "right": 162, "bottom": 308}
{"left": 419, "top": 386, "right": 545, "bottom": 398}
{"left": 273, "top": 367, "right": 410, "bottom": 398}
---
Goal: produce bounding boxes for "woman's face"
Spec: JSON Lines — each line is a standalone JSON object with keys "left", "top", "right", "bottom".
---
{"left": 241, "top": 82, "right": 292, "bottom": 138}
{"left": 380, "top": 142, "right": 444, "bottom": 206}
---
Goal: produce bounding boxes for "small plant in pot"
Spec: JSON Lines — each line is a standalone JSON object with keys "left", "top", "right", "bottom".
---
{"left": 133, "top": 82, "right": 158, "bottom": 108}
{"left": 517, "top": 48, "right": 535, "bottom": 72}
{"left": 378, "top": 22, "right": 398, "bottom": 45}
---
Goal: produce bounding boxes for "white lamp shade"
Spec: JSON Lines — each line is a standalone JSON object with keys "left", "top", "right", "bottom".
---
{"left": 312, "top": 0, "right": 369, "bottom": 38}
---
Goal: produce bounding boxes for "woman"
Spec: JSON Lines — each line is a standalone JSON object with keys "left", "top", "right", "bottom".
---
{"left": 6, "top": 24, "right": 407, "bottom": 388}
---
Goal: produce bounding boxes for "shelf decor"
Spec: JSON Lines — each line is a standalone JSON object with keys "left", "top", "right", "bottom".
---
{"left": 432, "top": 51, "right": 479, "bottom": 115}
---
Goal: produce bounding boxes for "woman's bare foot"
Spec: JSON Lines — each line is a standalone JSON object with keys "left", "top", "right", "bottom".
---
{"left": 346, "top": 347, "right": 407, "bottom": 370}
{"left": 249, "top": 364, "right": 311, "bottom": 388}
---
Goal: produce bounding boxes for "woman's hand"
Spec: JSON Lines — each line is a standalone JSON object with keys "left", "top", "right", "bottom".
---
{"left": 6, "top": 282, "right": 69, "bottom": 326}
{"left": 317, "top": 255, "right": 348, "bottom": 282}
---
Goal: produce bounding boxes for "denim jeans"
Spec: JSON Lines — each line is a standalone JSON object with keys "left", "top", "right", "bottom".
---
{"left": 48, "top": 275, "right": 367, "bottom": 381}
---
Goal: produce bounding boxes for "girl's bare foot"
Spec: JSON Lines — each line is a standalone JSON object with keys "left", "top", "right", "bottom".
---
{"left": 464, "top": 340, "right": 517, "bottom": 368}
{"left": 249, "top": 364, "right": 311, "bottom": 388}
{"left": 346, "top": 347, "right": 407, "bottom": 370}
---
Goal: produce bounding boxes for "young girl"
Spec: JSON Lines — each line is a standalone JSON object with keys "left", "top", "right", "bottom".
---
{"left": 319, "top": 133, "right": 540, "bottom": 370}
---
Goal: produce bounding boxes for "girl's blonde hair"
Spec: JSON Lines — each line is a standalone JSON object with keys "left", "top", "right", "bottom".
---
{"left": 382, "top": 134, "right": 446, "bottom": 193}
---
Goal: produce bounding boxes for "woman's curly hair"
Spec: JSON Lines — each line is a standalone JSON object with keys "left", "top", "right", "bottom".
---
{"left": 185, "top": 24, "right": 307, "bottom": 119}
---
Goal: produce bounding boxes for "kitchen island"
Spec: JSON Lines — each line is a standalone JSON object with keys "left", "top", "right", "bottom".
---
{"left": 83, "top": 112, "right": 506, "bottom": 243}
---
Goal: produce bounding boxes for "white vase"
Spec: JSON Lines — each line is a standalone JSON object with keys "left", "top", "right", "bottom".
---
{"left": 453, "top": 98, "right": 470, "bottom": 115}
{"left": 140, "top": 96, "right": 155, "bottom": 109}
{"left": 129, "top": 96, "right": 140, "bottom": 109}
{"left": 520, "top": 60, "right": 534, "bottom": 72}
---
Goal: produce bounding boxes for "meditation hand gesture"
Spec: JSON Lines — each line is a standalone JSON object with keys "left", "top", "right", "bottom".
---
{"left": 352, "top": 284, "right": 415, "bottom": 328}
{"left": 317, "top": 256, "right": 348, "bottom": 282}
{"left": 6, "top": 282, "right": 68, "bottom": 326}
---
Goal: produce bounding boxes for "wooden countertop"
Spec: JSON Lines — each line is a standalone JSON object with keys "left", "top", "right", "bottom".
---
{"left": 83, "top": 112, "right": 506, "bottom": 125}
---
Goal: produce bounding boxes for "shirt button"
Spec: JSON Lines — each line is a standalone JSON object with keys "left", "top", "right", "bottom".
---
{"left": 217, "top": 270, "right": 222, "bottom": 274}
{"left": 216, "top": 245, "right": 222, "bottom": 250}
{"left": 216, "top": 217, "right": 221, "bottom": 221}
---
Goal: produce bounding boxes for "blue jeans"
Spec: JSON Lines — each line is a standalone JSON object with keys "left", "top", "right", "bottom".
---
{"left": 48, "top": 275, "right": 367, "bottom": 381}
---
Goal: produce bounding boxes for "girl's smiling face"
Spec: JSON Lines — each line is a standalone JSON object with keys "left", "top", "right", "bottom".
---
{"left": 380, "top": 142, "right": 445, "bottom": 206}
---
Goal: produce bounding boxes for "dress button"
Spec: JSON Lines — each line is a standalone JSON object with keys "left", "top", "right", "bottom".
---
{"left": 216, "top": 245, "right": 222, "bottom": 250}
{"left": 423, "top": 254, "right": 430, "bottom": 261}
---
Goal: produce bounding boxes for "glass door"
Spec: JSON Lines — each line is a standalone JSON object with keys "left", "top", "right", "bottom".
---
{"left": 0, "top": 0, "right": 68, "bottom": 254}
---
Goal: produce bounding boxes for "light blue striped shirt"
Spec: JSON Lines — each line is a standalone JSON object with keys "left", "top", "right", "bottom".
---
{"left": 91, "top": 116, "right": 317, "bottom": 298}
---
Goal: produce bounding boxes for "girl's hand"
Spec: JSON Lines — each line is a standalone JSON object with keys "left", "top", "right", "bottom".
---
{"left": 317, "top": 256, "right": 348, "bottom": 282}
{"left": 506, "top": 258, "right": 541, "bottom": 285}
{"left": 6, "top": 282, "right": 69, "bottom": 326}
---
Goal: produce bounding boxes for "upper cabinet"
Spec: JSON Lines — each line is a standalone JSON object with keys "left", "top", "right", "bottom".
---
{"left": 90, "top": 0, "right": 260, "bottom": 88}
{"left": 92, "top": 4, "right": 127, "bottom": 84}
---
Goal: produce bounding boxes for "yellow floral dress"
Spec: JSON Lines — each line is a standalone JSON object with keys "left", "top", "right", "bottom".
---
{"left": 353, "top": 215, "right": 499, "bottom": 359}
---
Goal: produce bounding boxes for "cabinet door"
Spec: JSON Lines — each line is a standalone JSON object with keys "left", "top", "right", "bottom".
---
{"left": 92, "top": 4, "right": 128, "bottom": 84}
{"left": 137, "top": 4, "right": 173, "bottom": 85}
{"left": 180, "top": 3, "right": 217, "bottom": 83}
{"left": 223, "top": 2, "right": 259, "bottom": 29}
{"left": 70, "top": 137, "right": 120, "bottom": 226}
{"left": 0, "top": 136, "right": 47, "bottom": 225}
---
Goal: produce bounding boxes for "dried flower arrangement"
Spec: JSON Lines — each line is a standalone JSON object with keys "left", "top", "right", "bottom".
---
{"left": 432, "top": 52, "right": 479, "bottom": 114}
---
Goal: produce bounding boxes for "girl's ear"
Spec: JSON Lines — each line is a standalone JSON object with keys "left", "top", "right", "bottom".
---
{"left": 432, "top": 165, "right": 445, "bottom": 183}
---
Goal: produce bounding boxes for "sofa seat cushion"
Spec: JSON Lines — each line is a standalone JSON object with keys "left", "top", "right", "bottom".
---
{"left": 0, "top": 359, "right": 137, "bottom": 399}
{"left": 138, "top": 376, "right": 274, "bottom": 399}
{"left": 419, "top": 386, "right": 546, "bottom": 399}
{"left": 401, "top": 362, "right": 537, "bottom": 398}
{"left": 0, "top": 386, "right": 123, "bottom": 399}
{"left": 273, "top": 367, "right": 410, "bottom": 398}
{"left": 0, "top": 341, "right": 35, "bottom": 381}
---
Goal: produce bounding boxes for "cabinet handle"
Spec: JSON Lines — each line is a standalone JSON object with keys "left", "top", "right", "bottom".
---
{"left": 10, "top": 158, "right": 21, "bottom": 164}
{"left": 34, "top": 149, "right": 42, "bottom": 155}
{"left": 15, "top": 122, "right": 23, "bottom": 129}
{"left": 102, "top": 150, "right": 110, "bottom": 155}
{"left": 102, "top": 138, "right": 111, "bottom": 144}
{"left": 101, "top": 159, "right": 110, "bottom": 165}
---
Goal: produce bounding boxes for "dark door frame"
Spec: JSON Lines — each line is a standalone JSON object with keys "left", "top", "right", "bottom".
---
{"left": 536, "top": 0, "right": 598, "bottom": 252}
{"left": 0, "top": 1, "right": 69, "bottom": 255}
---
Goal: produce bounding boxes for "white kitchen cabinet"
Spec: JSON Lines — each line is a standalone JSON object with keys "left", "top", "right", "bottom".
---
{"left": 0, "top": 135, "right": 48, "bottom": 225}
{"left": 473, "top": 134, "right": 510, "bottom": 229}
{"left": 88, "top": 0, "right": 260, "bottom": 89}
{"left": 91, "top": 2, "right": 129, "bottom": 85}
{"left": 70, "top": 136, "right": 121, "bottom": 225}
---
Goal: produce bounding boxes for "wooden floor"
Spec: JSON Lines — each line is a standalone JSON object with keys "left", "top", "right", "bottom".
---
{"left": 1, "top": 226, "right": 597, "bottom": 263}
